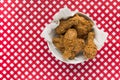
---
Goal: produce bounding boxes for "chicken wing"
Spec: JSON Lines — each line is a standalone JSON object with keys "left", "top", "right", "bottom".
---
{"left": 63, "top": 29, "right": 85, "bottom": 59}
{"left": 55, "top": 14, "right": 80, "bottom": 34}
{"left": 74, "top": 17, "right": 94, "bottom": 38}
{"left": 52, "top": 35, "right": 64, "bottom": 53}
{"left": 83, "top": 32, "right": 97, "bottom": 59}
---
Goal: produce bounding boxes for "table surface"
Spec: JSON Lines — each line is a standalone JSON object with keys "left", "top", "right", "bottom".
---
{"left": 0, "top": 0, "right": 119, "bottom": 80}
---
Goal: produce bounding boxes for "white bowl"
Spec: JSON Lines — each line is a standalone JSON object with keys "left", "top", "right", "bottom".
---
{"left": 41, "top": 8, "right": 108, "bottom": 64}
{"left": 42, "top": 12, "right": 96, "bottom": 64}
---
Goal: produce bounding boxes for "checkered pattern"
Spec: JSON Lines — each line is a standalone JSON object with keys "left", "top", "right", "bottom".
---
{"left": 0, "top": 0, "right": 119, "bottom": 80}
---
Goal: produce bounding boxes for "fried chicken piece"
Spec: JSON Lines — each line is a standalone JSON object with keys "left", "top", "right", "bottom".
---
{"left": 63, "top": 48, "right": 75, "bottom": 60}
{"left": 63, "top": 29, "right": 85, "bottom": 59}
{"left": 73, "top": 39, "right": 85, "bottom": 54}
{"left": 63, "top": 29, "right": 77, "bottom": 59}
{"left": 75, "top": 24, "right": 88, "bottom": 38}
{"left": 76, "top": 16, "right": 93, "bottom": 26}
{"left": 55, "top": 14, "right": 80, "bottom": 34}
{"left": 74, "top": 17, "right": 94, "bottom": 38}
{"left": 52, "top": 35, "right": 64, "bottom": 53}
{"left": 83, "top": 32, "right": 97, "bottom": 59}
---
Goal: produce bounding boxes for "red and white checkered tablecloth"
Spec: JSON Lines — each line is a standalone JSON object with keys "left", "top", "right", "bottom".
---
{"left": 0, "top": 0, "right": 120, "bottom": 80}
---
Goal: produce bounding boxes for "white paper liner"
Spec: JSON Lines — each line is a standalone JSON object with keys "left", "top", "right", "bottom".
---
{"left": 41, "top": 7, "right": 108, "bottom": 64}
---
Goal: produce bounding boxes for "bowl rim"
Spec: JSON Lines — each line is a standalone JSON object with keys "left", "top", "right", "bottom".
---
{"left": 48, "top": 12, "right": 96, "bottom": 64}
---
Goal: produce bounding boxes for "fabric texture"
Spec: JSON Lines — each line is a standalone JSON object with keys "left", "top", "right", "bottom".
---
{"left": 0, "top": 0, "right": 119, "bottom": 80}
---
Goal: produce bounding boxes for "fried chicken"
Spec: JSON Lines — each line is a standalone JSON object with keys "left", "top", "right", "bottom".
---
{"left": 53, "top": 13, "right": 97, "bottom": 60}
{"left": 73, "top": 39, "right": 85, "bottom": 54}
{"left": 63, "top": 29, "right": 85, "bottom": 59}
{"left": 83, "top": 32, "right": 97, "bottom": 59}
{"left": 74, "top": 17, "right": 94, "bottom": 38}
{"left": 52, "top": 35, "right": 64, "bottom": 53}
{"left": 55, "top": 14, "right": 80, "bottom": 34}
{"left": 63, "top": 29, "right": 77, "bottom": 59}
{"left": 55, "top": 14, "right": 94, "bottom": 39}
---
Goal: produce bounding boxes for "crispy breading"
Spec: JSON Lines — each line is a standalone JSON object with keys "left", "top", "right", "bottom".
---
{"left": 63, "top": 29, "right": 85, "bottom": 59}
{"left": 73, "top": 39, "right": 85, "bottom": 54}
{"left": 75, "top": 18, "right": 93, "bottom": 38}
{"left": 52, "top": 36, "right": 64, "bottom": 53}
{"left": 55, "top": 14, "right": 80, "bottom": 34}
{"left": 83, "top": 32, "right": 97, "bottom": 59}
{"left": 63, "top": 29, "right": 76, "bottom": 59}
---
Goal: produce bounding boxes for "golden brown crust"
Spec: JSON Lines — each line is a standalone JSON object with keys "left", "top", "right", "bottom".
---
{"left": 74, "top": 18, "right": 93, "bottom": 38}
{"left": 52, "top": 36, "right": 64, "bottom": 53}
{"left": 63, "top": 29, "right": 77, "bottom": 59}
{"left": 63, "top": 29, "right": 85, "bottom": 59}
{"left": 83, "top": 32, "right": 97, "bottom": 59}
{"left": 73, "top": 39, "right": 85, "bottom": 54}
{"left": 55, "top": 14, "right": 80, "bottom": 34}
